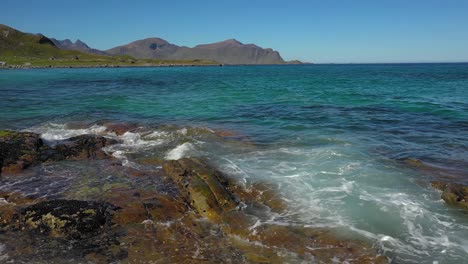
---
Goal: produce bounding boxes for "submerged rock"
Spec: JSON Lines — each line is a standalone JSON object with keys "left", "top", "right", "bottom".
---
{"left": 432, "top": 181, "right": 468, "bottom": 209}
{"left": 0, "top": 130, "right": 44, "bottom": 175}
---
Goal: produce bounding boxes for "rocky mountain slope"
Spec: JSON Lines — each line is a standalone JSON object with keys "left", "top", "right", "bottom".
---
{"left": 106, "top": 38, "right": 285, "bottom": 64}
{"left": 50, "top": 38, "right": 108, "bottom": 55}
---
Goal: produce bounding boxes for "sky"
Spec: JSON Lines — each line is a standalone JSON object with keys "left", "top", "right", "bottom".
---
{"left": 2, "top": 0, "right": 468, "bottom": 63}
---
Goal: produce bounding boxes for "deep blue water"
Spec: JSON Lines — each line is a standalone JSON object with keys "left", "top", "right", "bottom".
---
{"left": 1, "top": 64, "right": 468, "bottom": 263}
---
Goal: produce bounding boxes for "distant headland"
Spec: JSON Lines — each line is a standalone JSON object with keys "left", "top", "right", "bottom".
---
{"left": 0, "top": 24, "right": 303, "bottom": 68}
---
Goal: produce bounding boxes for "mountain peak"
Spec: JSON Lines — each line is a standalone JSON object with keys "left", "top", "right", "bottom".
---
{"left": 222, "top": 39, "right": 242, "bottom": 45}
{"left": 75, "top": 39, "right": 90, "bottom": 49}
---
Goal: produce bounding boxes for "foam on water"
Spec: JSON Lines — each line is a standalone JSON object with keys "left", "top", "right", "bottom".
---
{"left": 17, "top": 122, "right": 468, "bottom": 262}
{"left": 217, "top": 141, "right": 468, "bottom": 263}
{"left": 165, "top": 142, "right": 196, "bottom": 160}
{"left": 0, "top": 243, "right": 8, "bottom": 262}
{"left": 26, "top": 122, "right": 107, "bottom": 141}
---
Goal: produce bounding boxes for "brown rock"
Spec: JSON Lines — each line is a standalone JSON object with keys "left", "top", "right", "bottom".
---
{"left": 431, "top": 181, "right": 468, "bottom": 209}
{"left": 43, "top": 134, "right": 118, "bottom": 161}
{"left": 104, "top": 122, "right": 139, "bottom": 136}
{"left": 0, "top": 130, "right": 44, "bottom": 175}
{"left": 163, "top": 158, "right": 237, "bottom": 222}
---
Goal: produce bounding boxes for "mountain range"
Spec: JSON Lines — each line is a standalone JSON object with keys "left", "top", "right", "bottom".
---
{"left": 1, "top": 24, "right": 298, "bottom": 65}
{"left": 50, "top": 38, "right": 108, "bottom": 56}
{"left": 105, "top": 38, "right": 285, "bottom": 64}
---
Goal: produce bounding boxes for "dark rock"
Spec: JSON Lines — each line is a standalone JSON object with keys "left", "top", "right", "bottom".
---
{"left": 0, "top": 199, "right": 126, "bottom": 262}
{"left": 0, "top": 130, "right": 44, "bottom": 175}
{"left": 1, "top": 131, "right": 119, "bottom": 175}
{"left": 432, "top": 181, "right": 468, "bottom": 209}
{"left": 19, "top": 199, "right": 118, "bottom": 239}
{"left": 43, "top": 134, "right": 118, "bottom": 161}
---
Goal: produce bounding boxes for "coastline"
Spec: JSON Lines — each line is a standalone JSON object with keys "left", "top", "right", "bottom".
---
{"left": 2, "top": 64, "right": 468, "bottom": 263}
{"left": 0, "top": 127, "right": 389, "bottom": 263}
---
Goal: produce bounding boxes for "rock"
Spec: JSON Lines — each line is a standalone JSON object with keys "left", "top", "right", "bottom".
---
{"left": 19, "top": 199, "right": 118, "bottom": 239}
{"left": 0, "top": 130, "right": 44, "bottom": 175}
{"left": 1, "top": 131, "right": 119, "bottom": 175}
{"left": 0, "top": 191, "right": 40, "bottom": 231}
{"left": 104, "top": 122, "right": 138, "bottom": 136}
{"left": 431, "top": 181, "right": 468, "bottom": 209}
{"left": 230, "top": 181, "right": 288, "bottom": 213}
{"left": 43, "top": 134, "right": 118, "bottom": 161}
{"left": 103, "top": 187, "right": 188, "bottom": 225}
{"left": 0, "top": 199, "right": 126, "bottom": 262}
{"left": 163, "top": 158, "right": 237, "bottom": 222}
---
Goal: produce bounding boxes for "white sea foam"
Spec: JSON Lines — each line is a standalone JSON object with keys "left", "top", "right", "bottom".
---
{"left": 216, "top": 143, "right": 468, "bottom": 263}
{"left": 28, "top": 123, "right": 107, "bottom": 141}
{"left": 165, "top": 142, "right": 195, "bottom": 160}
{"left": 0, "top": 243, "right": 8, "bottom": 262}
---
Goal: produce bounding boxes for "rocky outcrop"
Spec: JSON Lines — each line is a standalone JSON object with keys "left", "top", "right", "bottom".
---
{"left": 162, "top": 158, "right": 388, "bottom": 263}
{"left": 42, "top": 134, "right": 117, "bottom": 161}
{"left": 163, "top": 158, "right": 238, "bottom": 222}
{"left": 0, "top": 130, "right": 118, "bottom": 175}
{"left": 0, "top": 131, "right": 44, "bottom": 174}
{"left": 432, "top": 181, "right": 468, "bottom": 209}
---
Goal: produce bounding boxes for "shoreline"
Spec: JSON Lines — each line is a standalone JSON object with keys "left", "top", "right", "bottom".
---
{"left": 0, "top": 127, "right": 389, "bottom": 263}
{"left": 0, "top": 63, "right": 223, "bottom": 70}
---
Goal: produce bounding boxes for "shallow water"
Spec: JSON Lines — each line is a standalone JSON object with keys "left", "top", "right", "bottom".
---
{"left": 1, "top": 64, "right": 468, "bottom": 263}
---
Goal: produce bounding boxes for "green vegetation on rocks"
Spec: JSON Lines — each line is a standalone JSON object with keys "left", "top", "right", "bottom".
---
{"left": 0, "top": 24, "right": 218, "bottom": 68}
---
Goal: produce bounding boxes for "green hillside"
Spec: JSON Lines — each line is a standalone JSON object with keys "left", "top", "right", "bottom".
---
{"left": 0, "top": 24, "right": 217, "bottom": 67}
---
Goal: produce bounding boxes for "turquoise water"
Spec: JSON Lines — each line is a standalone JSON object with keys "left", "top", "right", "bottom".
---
{"left": 1, "top": 64, "right": 468, "bottom": 263}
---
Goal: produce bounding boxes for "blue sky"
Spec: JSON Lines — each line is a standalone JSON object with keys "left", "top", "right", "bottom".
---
{"left": 2, "top": 0, "right": 468, "bottom": 63}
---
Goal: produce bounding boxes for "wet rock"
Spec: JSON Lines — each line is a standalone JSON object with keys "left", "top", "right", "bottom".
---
{"left": 163, "top": 158, "right": 238, "bottom": 222}
{"left": 103, "top": 187, "right": 188, "bottom": 225}
{"left": 432, "top": 181, "right": 468, "bottom": 209}
{"left": 0, "top": 191, "right": 40, "bottom": 232}
{"left": 0, "top": 199, "right": 126, "bottom": 263}
{"left": 230, "top": 181, "right": 288, "bottom": 213}
{"left": 245, "top": 224, "right": 388, "bottom": 263}
{"left": 43, "top": 134, "right": 118, "bottom": 161}
{"left": 1, "top": 131, "right": 119, "bottom": 175}
{"left": 0, "top": 130, "right": 44, "bottom": 175}
{"left": 19, "top": 199, "right": 118, "bottom": 239}
{"left": 104, "top": 122, "right": 139, "bottom": 136}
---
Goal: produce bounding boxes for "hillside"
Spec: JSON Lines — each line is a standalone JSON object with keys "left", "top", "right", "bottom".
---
{"left": 106, "top": 38, "right": 285, "bottom": 64}
{"left": 0, "top": 24, "right": 217, "bottom": 67}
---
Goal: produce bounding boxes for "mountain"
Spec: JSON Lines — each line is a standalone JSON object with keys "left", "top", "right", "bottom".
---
{"left": 0, "top": 24, "right": 165, "bottom": 67}
{"left": 0, "top": 24, "right": 59, "bottom": 57}
{"left": 106, "top": 37, "right": 181, "bottom": 60}
{"left": 50, "top": 38, "right": 108, "bottom": 55}
{"left": 106, "top": 38, "right": 285, "bottom": 64}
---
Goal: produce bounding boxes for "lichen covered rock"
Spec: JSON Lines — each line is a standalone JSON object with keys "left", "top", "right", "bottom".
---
{"left": 19, "top": 199, "right": 118, "bottom": 239}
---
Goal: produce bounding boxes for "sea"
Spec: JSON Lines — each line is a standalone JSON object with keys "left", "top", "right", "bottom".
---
{"left": 1, "top": 64, "right": 468, "bottom": 263}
